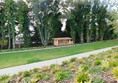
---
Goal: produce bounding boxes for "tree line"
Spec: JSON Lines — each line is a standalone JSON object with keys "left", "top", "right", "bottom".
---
{"left": 0, "top": 0, "right": 117, "bottom": 50}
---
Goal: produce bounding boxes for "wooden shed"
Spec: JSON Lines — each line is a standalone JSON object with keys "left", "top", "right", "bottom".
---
{"left": 53, "top": 37, "right": 73, "bottom": 46}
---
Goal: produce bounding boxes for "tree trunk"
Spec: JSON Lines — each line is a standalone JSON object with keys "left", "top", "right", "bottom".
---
{"left": 95, "top": 27, "right": 98, "bottom": 41}
{"left": 86, "top": 27, "right": 90, "bottom": 43}
{"left": 8, "top": 25, "right": 11, "bottom": 50}
{"left": 100, "top": 34, "right": 104, "bottom": 41}
{"left": 12, "top": 34, "right": 15, "bottom": 49}
{"left": 70, "top": 28, "right": 76, "bottom": 43}
{"left": 8, "top": 35, "right": 11, "bottom": 50}
{"left": 12, "top": 26, "right": 15, "bottom": 49}
{"left": 1, "top": 30, "right": 4, "bottom": 50}
{"left": 99, "top": 28, "right": 104, "bottom": 41}
{"left": 80, "top": 32, "right": 84, "bottom": 43}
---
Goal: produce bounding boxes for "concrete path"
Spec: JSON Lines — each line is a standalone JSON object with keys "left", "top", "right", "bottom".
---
{"left": 0, "top": 45, "right": 118, "bottom": 76}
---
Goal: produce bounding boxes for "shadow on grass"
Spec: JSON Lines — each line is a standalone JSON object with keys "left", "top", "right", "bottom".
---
{"left": 27, "top": 58, "right": 41, "bottom": 64}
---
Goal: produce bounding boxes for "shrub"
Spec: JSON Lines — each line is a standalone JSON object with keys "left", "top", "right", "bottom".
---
{"left": 42, "top": 72, "right": 50, "bottom": 80}
{"left": 89, "top": 66, "right": 102, "bottom": 74}
{"left": 50, "top": 64, "right": 56, "bottom": 69}
{"left": 69, "top": 63, "right": 75, "bottom": 69}
{"left": 78, "top": 59, "right": 85, "bottom": 64}
{"left": 114, "top": 55, "right": 118, "bottom": 59}
{"left": 61, "top": 60, "right": 69, "bottom": 66}
{"left": 94, "top": 60, "right": 101, "bottom": 66}
{"left": 75, "top": 72, "right": 89, "bottom": 83}
{"left": 51, "top": 67, "right": 60, "bottom": 74}
{"left": 92, "top": 77, "right": 104, "bottom": 83}
{"left": 70, "top": 57, "right": 77, "bottom": 62}
{"left": 69, "top": 63, "right": 76, "bottom": 71}
{"left": 111, "top": 67, "right": 118, "bottom": 80}
{"left": 31, "top": 73, "right": 43, "bottom": 83}
{"left": 0, "top": 75, "right": 9, "bottom": 81}
{"left": 106, "top": 55, "right": 112, "bottom": 58}
{"left": 32, "top": 68, "right": 39, "bottom": 72}
{"left": 42, "top": 66, "right": 49, "bottom": 71}
{"left": 101, "top": 60, "right": 109, "bottom": 71}
{"left": 54, "top": 71, "right": 71, "bottom": 82}
{"left": 109, "top": 59, "right": 118, "bottom": 67}
{"left": 78, "top": 65, "right": 89, "bottom": 72}
{"left": 89, "top": 54, "right": 95, "bottom": 58}
{"left": 22, "top": 77, "right": 31, "bottom": 83}
{"left": 23, "top": 71, "right": 32, "bottom": 77}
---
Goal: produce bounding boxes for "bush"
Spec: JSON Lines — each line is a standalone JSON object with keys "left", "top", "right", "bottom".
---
{"left": 109, "top": 59, "right": 118, "bottom": 67}
{"left": 51, "top": 67, "right": 60, "bottom": 74}
{"left": 54, "top": 71, "right": 71, "bottom": 82}
{"left": 22, "top": 71, "right": 31, "bottom": 77}
{"left": 89, "top": 54, "right": 95, "bottom": 58}
{"left": 69, "top": 57, "right": 77, "bottom": 62}
{"left": 0, "top": 75, "right": 9, "bottom": 81}
{"left": 22, "top": 77, "right": 31, "bottom": 83}
{"left": 75, "top": 72, "right": 89, "bottom": 83}
{"left": 111, "top": 67, "right": 118, "bottom": 80}
{"left": 106, "top": 55, "right": 112, "bottom": 58}
{"left": 101, "top": 60, "right": 109, "bottom": 70}
{"left": 31, "top": 73, "right": 42, "bottom": 83}
{"left": 50, "top": 64, "right": 56, "bottom": 69}
{"left": 92, "top": 77, "right": 104, "bottom": 83}
{"left": 41, "top": 72, "right": 50, "bottom": 80}
{"left": 78, "top": 59, "right": 85, "bottom": 64}
{"left": 32, "top": 68, "right": 39, "bottom": 72}
{"left": 42, "top": 66, "right": 49, "bottom": 71}
{"left": 78, "top": 65, "right": 89, "bottom": 72}
{"left": 94, "top": 60, "right": 101, "bottom": 66}
{"left": 61, "top": 60, "right": 69, "bottom": 66}
{"left": 69, "top": 63, "right": 75, "bottom": 69}
{"left": 69, "top": 63, "right": 76, "bottom": 71}
{"left": 89, "top": 66, "right": 102, "bottom": 74}
{"left": 114, "top": 55, "right": 118, "bottom": 59}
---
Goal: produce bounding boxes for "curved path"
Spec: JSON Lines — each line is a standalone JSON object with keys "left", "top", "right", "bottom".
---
{"left": 0, "top": 45, "right": 118, "bottom": 76}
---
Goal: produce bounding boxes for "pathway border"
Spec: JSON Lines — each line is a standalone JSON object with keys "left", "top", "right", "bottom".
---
{"left": 0, "top": 45, "right": 118, "bottom": 76}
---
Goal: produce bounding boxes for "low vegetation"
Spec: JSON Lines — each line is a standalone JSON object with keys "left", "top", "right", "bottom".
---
{"left": 0, "top": 47, "right": 118, "bottom": 83}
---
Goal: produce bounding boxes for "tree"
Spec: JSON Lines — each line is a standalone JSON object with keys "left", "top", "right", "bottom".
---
{"left": 33, "top": 0, "right": 59, "bottom": 46}
{"left": 91, "top": 0, "right": 99, "bottom": 41}
{"left": 4, "top": 0, "right": 16, "bottom": 49}
{"left": 0, "top": 2, "right": 5, "bottom": 50}
{"left": 108, "top": 11, "right": 118, "bottom": 38}
{"left": 84, "top": 1, "right": 91, "bottom": 43}
{"left": 16, "top": 0, "right": 31, "bottom": 47}
{"left": 97, "top": 5, "right": 108, "bottom": 41}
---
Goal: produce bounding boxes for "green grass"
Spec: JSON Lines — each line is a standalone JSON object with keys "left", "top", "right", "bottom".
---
{"left": 0, "top": 40, "right": 118, "bottom": 69}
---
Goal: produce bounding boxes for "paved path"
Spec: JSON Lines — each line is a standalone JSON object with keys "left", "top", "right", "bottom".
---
{"left": 0, "top": 45, "right": 118, "bottom": 76}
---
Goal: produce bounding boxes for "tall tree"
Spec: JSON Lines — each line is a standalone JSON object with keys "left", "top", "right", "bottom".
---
{"left": 4, "top": 0, "right": 16, "bottom": 49}
{"left": 108, "top": 11, "right": 118, "bottom": 38}
{"left": 16, "top": 0, "right": 31, "bottom": 47}
{"left": 91, "top": 0, "right": 99, "bottom": 41}
{"left": 33, "top": 0, "right": 59, "bottom": 46}
{"left": 0, "top": 2, "right": 5, "bottom": 50}
{"left": 84, "top": 1, "right": 91, "bottom": 43}
{"left": 97, "top": 5, "right": 108, "bottom": 41}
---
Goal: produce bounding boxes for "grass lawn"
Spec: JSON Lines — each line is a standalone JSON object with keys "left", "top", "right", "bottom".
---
{"left": 0, "top": 39, "right": 118, "bottom": 69}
